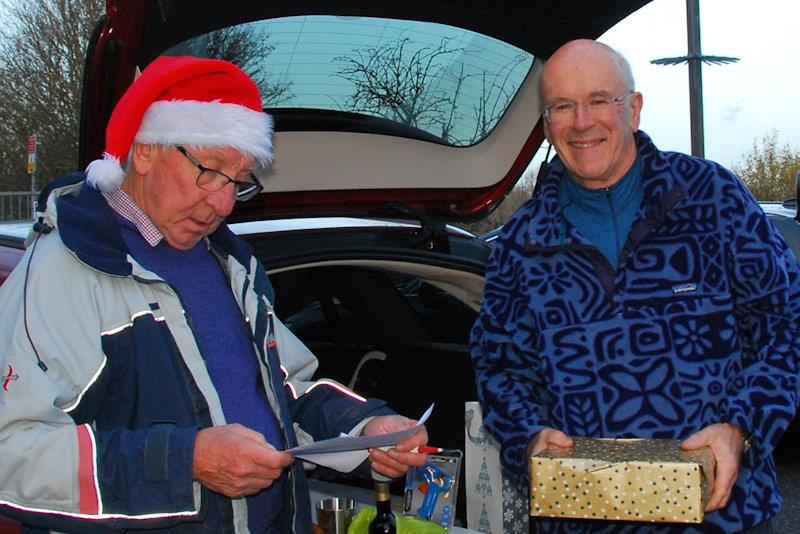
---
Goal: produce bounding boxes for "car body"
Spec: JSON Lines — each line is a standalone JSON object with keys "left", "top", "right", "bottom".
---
{"left": 0, "top": 221, "right": 27, "bottom": 284}
{"left": 0, "top": 0, "right": 656, "bottom": 529}
{"left": 761, "top": 200, "right": 800, "bottom": 253}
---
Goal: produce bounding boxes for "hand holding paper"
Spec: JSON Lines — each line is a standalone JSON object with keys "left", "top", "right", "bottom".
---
{"left": 289, "top": 404, "right": 433, "bottom": 472}
{"left": 366, "top": 414, "right": 430, "bottom": 479}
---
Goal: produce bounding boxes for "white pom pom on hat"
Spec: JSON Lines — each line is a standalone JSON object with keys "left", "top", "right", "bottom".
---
{"left": 85, "top": 55, "right": 273, "bottom": 192}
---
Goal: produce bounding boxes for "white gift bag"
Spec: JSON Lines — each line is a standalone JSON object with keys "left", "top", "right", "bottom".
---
{"left": 464, "top": 401, "right": 528, "bottom": 534}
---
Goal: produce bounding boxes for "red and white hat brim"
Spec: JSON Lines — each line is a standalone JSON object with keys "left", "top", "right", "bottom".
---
{"left": 86, "top": 100, "right": 273, "bottom": 192}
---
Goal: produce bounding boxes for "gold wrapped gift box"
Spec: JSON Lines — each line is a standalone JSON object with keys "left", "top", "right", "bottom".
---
{"left": 530, "top": 437, "right": 715, "bottom": 524}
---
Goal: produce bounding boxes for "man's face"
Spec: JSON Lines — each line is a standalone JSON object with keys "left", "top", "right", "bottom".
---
{"left": 541, "top": 41, "right": 643, "bottom": 189}
{"left": 126, "top": 145, "right": 255, "bottom": 250}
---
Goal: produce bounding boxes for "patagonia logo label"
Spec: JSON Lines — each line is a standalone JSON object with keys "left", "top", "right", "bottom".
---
{"left": 672, "top": 283, "right": 698, "bottom": 294}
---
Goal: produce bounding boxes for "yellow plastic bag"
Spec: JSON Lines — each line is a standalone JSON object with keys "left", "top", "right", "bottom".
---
{"left": 347, "top": 507, "right": 447, "bottom": 534}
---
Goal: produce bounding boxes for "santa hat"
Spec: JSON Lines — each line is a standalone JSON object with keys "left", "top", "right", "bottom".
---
{"left": 86, "top": 55, "right": 273, "bottom": 192}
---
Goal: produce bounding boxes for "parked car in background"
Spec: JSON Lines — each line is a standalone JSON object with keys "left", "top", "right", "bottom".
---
{"left": 0, "top": 221, "right": 27, "bottom": 284}
{"left": 761, "top": 200, "right": 800, "bottom": 253}
{"left": 0, "top": 0, "right": 654, "bottom": 528}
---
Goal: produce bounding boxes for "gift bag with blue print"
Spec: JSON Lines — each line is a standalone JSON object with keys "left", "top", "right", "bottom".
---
{"left": 464, "top": 401, "right": 527, "bottom": 534}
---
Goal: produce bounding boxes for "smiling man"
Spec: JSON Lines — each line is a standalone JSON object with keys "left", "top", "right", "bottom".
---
{"left": 539, "top": 40, "right": 642, "bottom": 190}
{"left": 0, "top": 55, "right": 427, "bottom": 533}
{"left": 471, "top": 39, "right": 800, "bottom": 533}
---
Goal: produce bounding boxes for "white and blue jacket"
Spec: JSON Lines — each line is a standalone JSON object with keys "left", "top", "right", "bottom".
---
{"left": 0, "top": 177, "right": 392, "bottom": 533}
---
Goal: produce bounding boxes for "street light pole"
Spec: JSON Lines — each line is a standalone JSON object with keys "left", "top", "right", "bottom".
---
{"left": 27, "top": 133, "right": 37, "bottom": 218}
{"left": 651, "top": 0, "right": 738, "bottom": 159}
{"left": 686, "top": 0, "right": 704, "bottom": 158}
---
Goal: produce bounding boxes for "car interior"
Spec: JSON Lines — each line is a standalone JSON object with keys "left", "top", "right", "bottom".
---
{"left": 271, "top": 264, "right": 480, "bottom": 453}
{"left": 269, "top": 262, "right": 483, "bottom": 519}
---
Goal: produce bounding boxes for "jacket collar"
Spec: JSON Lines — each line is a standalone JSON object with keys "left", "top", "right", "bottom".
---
{"left": 47, "top": 174, "right": 254, "bottom": 276}
{"left": 526, "top": 130, "right": 686, "bottom": 252}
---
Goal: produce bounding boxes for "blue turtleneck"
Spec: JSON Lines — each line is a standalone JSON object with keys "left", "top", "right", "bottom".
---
{"left": 558, "top": 155, "right": 644, "bottom": 268}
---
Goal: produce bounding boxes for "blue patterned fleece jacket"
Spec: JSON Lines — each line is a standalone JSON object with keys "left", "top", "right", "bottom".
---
{"left": 470, "top": 131, "right": 800, "bottom": 533}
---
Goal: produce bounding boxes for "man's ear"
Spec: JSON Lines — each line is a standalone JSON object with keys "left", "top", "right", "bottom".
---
{"left": 131, "top": 143, "right": 155, "bottom": 175}
{"left": 542, "top": 119, "right": 553, "bottom": 145}
{"left": 629, "top": 91, "right": 643, "bottom": 132}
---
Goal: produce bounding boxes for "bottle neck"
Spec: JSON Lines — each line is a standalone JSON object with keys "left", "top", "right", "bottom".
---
{"left": 374, "top": 481, "right": 393, "bottom": 513}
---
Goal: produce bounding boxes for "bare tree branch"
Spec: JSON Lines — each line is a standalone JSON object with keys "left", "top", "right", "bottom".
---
{"left": 335, "top": 37, "right": 527, "bottom": 147}
{"left": 203, "top": 26, "right": 293, "bottom": 107}
{"left": 335, "top": 37, "right": 460, "bottom": 135}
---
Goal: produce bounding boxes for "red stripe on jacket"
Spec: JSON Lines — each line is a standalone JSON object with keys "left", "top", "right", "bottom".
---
{"left": 76, "top": 425, "right": 100, "bottom": 515}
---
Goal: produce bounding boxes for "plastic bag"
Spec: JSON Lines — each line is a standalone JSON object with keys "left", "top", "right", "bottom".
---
{"left": 347, "top": 507, "right": 447, "bottom": 534}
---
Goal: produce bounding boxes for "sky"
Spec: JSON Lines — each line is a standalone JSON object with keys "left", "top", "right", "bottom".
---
{"left": 596, "top": 0, "right": 800, "bottom": 169}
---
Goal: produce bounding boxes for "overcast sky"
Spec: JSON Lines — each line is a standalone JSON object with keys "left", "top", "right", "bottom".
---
{"left": 597, "top": 0, "right": 799, "bottom": 168}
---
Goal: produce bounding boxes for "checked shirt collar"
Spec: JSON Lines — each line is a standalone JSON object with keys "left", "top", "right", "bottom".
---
{"left": 102, "top": 189, "right": 164, "bottom": 247}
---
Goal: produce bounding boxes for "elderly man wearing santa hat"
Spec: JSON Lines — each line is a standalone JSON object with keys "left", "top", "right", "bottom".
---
{"left": 0, "top": 56, "right": 428, "bottom": 533}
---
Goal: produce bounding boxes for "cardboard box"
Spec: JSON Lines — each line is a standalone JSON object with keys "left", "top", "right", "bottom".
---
{"left": 530, "top": 437, "right": 715, "bottom": 524}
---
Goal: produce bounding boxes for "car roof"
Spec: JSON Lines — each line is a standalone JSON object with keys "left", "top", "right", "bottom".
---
{"left": 760, "top": 200, "right": 796, "bottom": 220}
{"left": 83, "top": 1, "right": 651, "bottom": 223}
{"left": 0, "top": 221, "right": 32, "bottom": 241}
{"left": 760, "top": 201, "right": 800, "bottom": 255}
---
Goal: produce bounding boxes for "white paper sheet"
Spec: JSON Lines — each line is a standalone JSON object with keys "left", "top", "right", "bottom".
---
{"left": 289, "top": 404, "right": 433, "bottom": 472}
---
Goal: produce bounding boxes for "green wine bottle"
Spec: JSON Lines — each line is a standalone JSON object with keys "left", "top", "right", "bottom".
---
{"left": 368, "top": 481, "right": 396, "bottom": 534}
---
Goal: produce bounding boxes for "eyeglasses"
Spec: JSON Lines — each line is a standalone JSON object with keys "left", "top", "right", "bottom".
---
{"left": 175, "top": 145, "right": 263, "bottom": 202}
{"left": 542, "top": 90, "right": 634, "bottom": 124}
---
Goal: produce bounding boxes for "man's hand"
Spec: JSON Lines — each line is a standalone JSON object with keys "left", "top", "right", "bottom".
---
{"left": 364, "top": 415, "right": 429, "bottom": 479}
{"left": 527, "top": 428, "right": 574, "bottom": 458}
{"left": 192, "top": 424, "right": 293, "bottom": 498}
{"left": 682, "top": 423, "right": 746, "bottom": 511}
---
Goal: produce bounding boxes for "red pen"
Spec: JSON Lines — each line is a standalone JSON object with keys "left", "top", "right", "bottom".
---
{"left": 410, "top": 446, "right": 444, "bottom": 454}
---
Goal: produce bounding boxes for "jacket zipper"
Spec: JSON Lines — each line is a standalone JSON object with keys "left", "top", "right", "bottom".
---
{"left": 605, "top": 186, "right": 620, "bottom": 268}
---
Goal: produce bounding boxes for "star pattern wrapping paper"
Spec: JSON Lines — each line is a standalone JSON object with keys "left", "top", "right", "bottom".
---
{"left": 530, "top": 438, "right": 715, "bottom": 524}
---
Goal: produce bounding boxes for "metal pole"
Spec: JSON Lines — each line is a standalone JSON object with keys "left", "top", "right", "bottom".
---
{"left": 686, "top": 0, "right": 704, "bottom": 158}
{"left": 29, "top": 134, "right": 37, "bottom": 217}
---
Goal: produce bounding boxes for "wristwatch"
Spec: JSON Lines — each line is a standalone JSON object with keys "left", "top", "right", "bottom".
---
{"left": 738, "top": 426, "right": 755, "bottom": 453}
{"left": 726, "top": 422, "right": 754, "bottom": 453}
{"left": 741, "top": 430, "right": 755, "bottom": 453}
